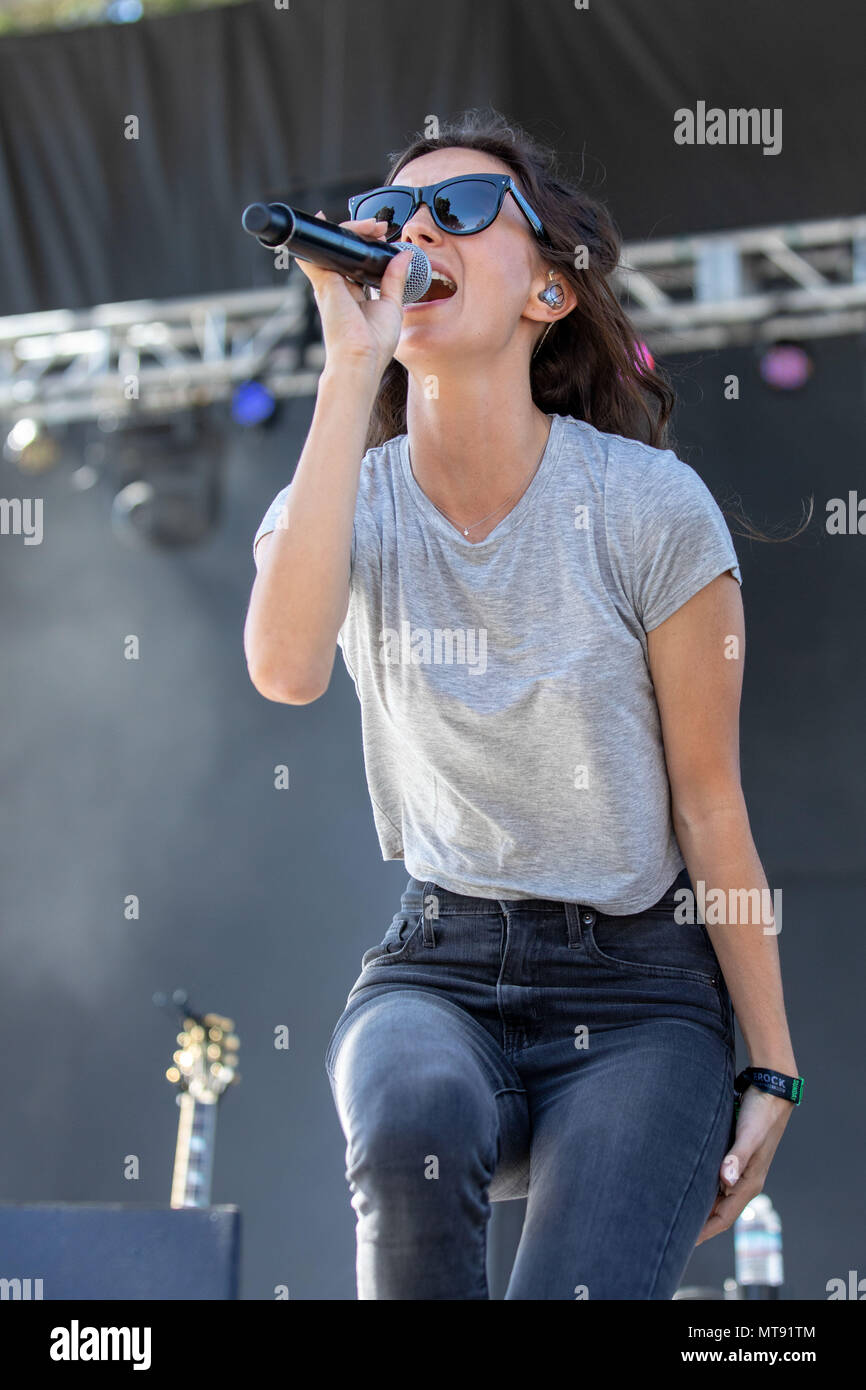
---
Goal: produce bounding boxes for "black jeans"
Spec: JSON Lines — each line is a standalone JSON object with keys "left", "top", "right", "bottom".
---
{"left": 326, "top": 867, "right": 736, "bottom": 1299}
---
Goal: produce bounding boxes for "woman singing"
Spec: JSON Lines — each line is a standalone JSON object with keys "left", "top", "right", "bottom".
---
{"left": 244, "top": 109, "right": 800, "bottom": 1300}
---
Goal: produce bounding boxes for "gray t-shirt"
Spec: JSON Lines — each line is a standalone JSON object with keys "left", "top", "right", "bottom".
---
{"left": 253, "top": 412, "right": 742, "bottom": 913}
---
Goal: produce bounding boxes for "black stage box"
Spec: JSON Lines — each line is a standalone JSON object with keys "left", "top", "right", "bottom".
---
{"left": 0, "top": 1203, "right": 240, "bottom": 1300}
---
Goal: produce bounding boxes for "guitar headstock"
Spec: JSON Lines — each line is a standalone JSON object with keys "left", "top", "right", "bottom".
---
{"left": 166, "top": 1010, "right": 240, "bottom": 1103}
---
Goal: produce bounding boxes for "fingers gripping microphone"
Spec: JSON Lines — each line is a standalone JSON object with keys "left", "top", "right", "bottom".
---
{"left": 241, "top": 203, "right": 432, "bottom": 305}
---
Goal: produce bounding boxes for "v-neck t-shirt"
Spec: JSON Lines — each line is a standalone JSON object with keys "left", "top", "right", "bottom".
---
{"left": 253, "top": 412, "right": 742, "bottom": 913}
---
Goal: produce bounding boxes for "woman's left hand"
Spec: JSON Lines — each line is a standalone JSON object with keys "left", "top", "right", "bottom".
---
{"left": 695, "top": 1086, "right": 794, "bottom": 1245}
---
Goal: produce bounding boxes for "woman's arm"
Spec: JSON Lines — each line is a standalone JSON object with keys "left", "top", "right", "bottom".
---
{"left": 647, "top": 570, "right": 796, "bottom": 1072}
{"left": 647, "top": 570, "right": 797, "bottom": 1241}
{"left": 243, "top": 216, "right": 412, "bottom": 705}
{"left": 244, "top": 362, "right": 380, "bottom": 703}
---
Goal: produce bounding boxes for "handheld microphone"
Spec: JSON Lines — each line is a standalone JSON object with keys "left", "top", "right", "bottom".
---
{"left": 241, "top": 202, "right": 432, "bottom": 305}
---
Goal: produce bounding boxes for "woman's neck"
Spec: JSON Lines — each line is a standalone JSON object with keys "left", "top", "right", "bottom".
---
{"left": 403, "top": 355, "right": 551, "bottom": 529}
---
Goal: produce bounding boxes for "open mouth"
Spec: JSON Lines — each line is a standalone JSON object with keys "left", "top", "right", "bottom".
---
{"left": 413, "top": 270, "right": 458, "bottom": 304}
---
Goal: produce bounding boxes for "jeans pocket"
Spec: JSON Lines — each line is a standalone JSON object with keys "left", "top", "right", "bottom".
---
{"left": 584, "top": 908, "right": 721, "bottom": 987}
{"left": 360, "top": 908, "right": 424, "bottom": 969}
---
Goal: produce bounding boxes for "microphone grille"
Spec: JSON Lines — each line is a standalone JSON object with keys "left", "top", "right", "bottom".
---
{"left": 393, "top": 242, "right": 432, "bottom": 305}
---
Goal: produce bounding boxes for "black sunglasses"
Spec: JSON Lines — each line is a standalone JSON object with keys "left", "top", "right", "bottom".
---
{"left": 348, "top": 173, "right": 551, "bottom": 246}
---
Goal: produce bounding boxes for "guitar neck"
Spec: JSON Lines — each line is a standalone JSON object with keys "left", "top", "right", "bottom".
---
{"left": 170, "top": 1094, "right": 218, "bottom": 1209}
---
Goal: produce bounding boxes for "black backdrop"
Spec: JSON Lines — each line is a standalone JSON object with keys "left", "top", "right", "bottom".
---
{"left": 0, "top": 0, "right": 864, "bottom": 313}
{"left": 1, "top": 0, "right": 864, "bottom": 1301}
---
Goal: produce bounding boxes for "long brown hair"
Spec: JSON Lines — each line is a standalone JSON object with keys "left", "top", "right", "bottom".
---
{"left": 364, "top": 107, "right": 813, "bottom": 544}
{"left": 365, "top": 107, "right": 675, "bottom": 454}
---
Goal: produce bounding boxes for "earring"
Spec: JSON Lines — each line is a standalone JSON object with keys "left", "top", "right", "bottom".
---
{"left": 532, "top": 322, "right": 554, "bottom": 360}
{"left": 532, "top": 271, "right": 564, "bottom": 360}
{"left": 537, "top": 269, "right": 565, "bottom": 309}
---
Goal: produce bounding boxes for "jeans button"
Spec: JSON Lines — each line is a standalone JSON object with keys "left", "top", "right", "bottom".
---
{"left": 581, "top": 911, "right": 595, "bottom": 925}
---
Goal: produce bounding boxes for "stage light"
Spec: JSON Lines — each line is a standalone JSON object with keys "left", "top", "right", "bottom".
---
{"left": 107, "top": 410, "right": 223, "bottom": 549}
{"left": 6, "top": 419, "right": 38, "bottom": 453}
{"left": 231, "top": 380, "right": 277, "bottom": 428}
{"left": 758, "top": 341, "right": 813, "bottom": 391}
{"left": 617, "top": 341, "right": 655, "bottom": 383}
{"left": 634, "top": 340, "right": 655, "bottom": 373}
{"left": 105, "top": 0, "right": 144, "bottom": 23}
{"left": 3, "top": 418, "right": 61, "bottom": 473}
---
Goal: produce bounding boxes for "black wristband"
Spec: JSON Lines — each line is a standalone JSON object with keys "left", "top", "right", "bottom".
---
{"left": 734, "top": 1066, "right": 804, "bottom": 1106}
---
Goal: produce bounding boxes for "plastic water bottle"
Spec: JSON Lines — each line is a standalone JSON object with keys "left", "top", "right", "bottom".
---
{"left": 733, "top": 1194, "right": 783, "bottom": 1298}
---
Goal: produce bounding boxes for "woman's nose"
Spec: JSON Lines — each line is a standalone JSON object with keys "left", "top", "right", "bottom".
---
{"left": 401, "top": 203, "right": 441, "bottom": 243}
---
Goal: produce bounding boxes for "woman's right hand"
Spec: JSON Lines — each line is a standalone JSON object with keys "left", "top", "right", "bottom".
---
{"left": 293, "top": 212, "right": 413, "bottom": 379}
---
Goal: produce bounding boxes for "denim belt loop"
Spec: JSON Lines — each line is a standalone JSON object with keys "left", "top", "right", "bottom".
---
{"left": 420, "top": 880, "right": 437, "bottom": 947}
{"left": 565, "top": 900, "right": 595, "bottom": 948}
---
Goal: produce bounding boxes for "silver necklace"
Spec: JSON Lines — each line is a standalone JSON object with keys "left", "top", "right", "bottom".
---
{"left": 409, "top": 421, "right": 551, "bottom": 538}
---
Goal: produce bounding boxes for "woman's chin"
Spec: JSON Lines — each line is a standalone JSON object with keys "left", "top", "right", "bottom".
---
{"left": 398, "top": 301, "right": 462, "bottom": 344}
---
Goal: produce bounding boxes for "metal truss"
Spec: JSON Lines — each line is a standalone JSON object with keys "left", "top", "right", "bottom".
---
{"left": 0, "top": 284, "right": 324, "bottom": 427}
{"left": 616, "top": 214, "right": 866, "bottom": 354}
{"left": 1, "top": 214, "right": 864, "bottom": 425}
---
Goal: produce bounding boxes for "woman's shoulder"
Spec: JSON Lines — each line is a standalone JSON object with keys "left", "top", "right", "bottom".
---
{"left": 347, "top": 434, "right": 410, "bottom": 543}
{"left": 556, "top": 413, "right": 672, "bottom": 465}
{"left": 557, "top": 414, "right": 707, "bottom": 497}
{"left": 357, "top": 433, "right": 404, "bottom": 499}
{"left": 360, "top": 433, "right": 405, "bottom": 476}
